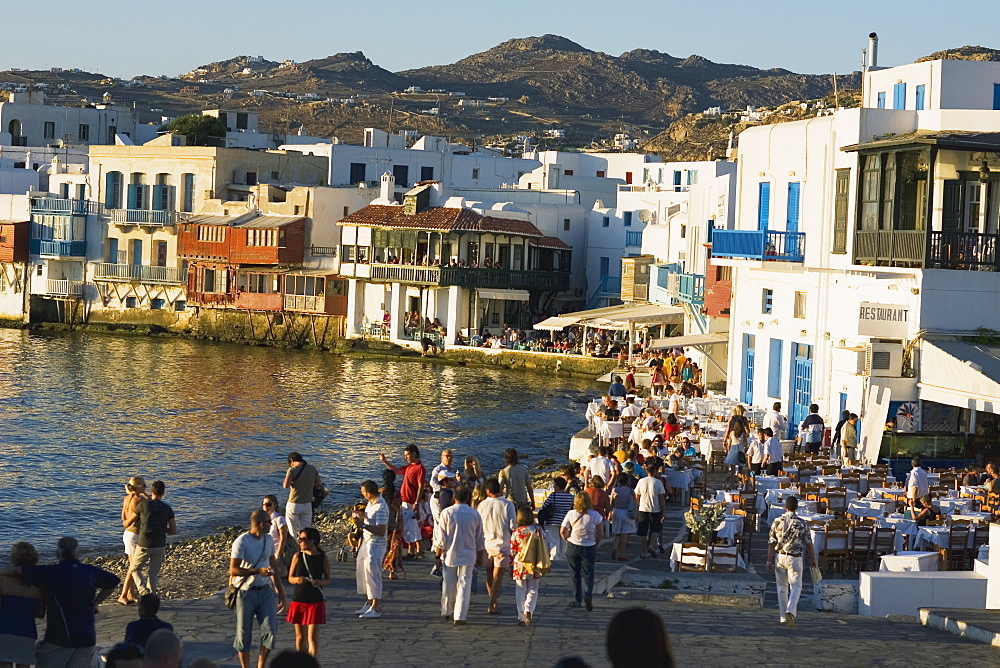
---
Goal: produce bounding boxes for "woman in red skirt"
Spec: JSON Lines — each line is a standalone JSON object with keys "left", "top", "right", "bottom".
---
{"left": 286, "top": 527, "right": 330, "bottom": 660}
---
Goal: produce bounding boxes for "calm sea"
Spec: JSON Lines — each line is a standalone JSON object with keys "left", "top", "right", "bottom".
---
{"left": 0, "top": 329, "right": 596, "bottom": 554}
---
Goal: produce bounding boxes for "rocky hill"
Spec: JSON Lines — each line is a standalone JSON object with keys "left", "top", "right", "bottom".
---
{"left": 916, "top": 46, "right": 1000, "bottom": 62}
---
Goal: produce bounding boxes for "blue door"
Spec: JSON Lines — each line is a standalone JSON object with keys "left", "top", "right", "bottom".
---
{"left": 742, "top": 334, "right": 755, "bottom": 405}
{"left": 789, "top": 343, "right": 814, "bottom": 438}
{"left": 758, "top": 183, "right": 771, "bottom": 230}
{"left": 786, "top": 182, "right": 801, "bottom": 233}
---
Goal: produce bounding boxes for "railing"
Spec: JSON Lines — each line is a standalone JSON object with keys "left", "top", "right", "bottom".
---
{"left": 284, "top": 294, "right": 324, "bottom": 311}
{"left": 625, "top": 230, "right": 643, "bottom": 247}
{"left": 92, "top": 263, "right": 184, "bottom": 284}
{"left": 310, "top": 246, "right": 338, "bottom": 256}
{"left": 440, "top": 267, "right": 571, "bottom": 291}
{"left": 38, "top": 279, "right": 84, "bottom": 296}
{"left": 10, "top": 136, "right": 28, "bottom": 147}
{"left": 29, "top": 239, "right": 86, "bottom": 257}
{"left": 927, "top": 231, "right": 1000, "bottom": 271}
{"left": 853, "top": 230, "right": 925, "bottom": 266}
{"left": 104, "top": 209, "right": 178, "bottom": 226}
{"left": 677, "top": 272, "right": 705, "bottom": 305}
{"left": 190, "top": 292, "right": 233, "bottom": 305}
{"left": 712, "top": 230, "right": 805, "bottom": 262}
{"left": 370, "top": 263, "right": 441, "bottom": 284}
{"left": 30, "top": 198, "right": 103, "bottom": 215}
{"left": 586, "top": 275, "right": 623, "bottom": 309}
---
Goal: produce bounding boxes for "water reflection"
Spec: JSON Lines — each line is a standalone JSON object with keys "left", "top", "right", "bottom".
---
{"left": 0, "top": 330, "right": 595, "bottom": 552}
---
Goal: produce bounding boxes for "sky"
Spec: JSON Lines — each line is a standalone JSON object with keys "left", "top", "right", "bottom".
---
{"left": 3, "top": 0, "right": 999, "bottom": 78}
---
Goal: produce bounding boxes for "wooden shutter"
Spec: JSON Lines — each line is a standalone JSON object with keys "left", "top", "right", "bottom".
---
{"left": 758, "top": 182, "right": 771, "bottom": 230}
{"left": 833, "top": 169, "right": 850, "bottom": 253}
{"left": 786, "top": 182, "right": 801, "bottom": 233}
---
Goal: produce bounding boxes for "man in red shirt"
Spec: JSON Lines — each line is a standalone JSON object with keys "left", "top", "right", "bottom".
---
{"left": 379, "top": 444, "right": 427, "bottom": 556}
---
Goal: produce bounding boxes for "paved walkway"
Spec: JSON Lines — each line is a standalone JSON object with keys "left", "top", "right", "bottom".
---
{"left": 90, "top": 556, "right": 999, "bottom": 667}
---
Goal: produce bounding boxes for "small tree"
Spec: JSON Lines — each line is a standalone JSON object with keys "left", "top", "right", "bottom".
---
{"left": 162, "top": 114, "right": 226, "bottom": 146}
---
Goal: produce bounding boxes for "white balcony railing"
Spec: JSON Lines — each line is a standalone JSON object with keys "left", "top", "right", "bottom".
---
{"left": 105, "top": 209, "right": 178, "bottom": 226}
{"left": 35, "top": 279, "right": 84, "bottom": 296}
{"left": 92, "top": 263, "right": 184, "bottom": 284}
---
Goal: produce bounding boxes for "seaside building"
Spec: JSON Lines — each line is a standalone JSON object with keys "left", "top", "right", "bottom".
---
{"left": 718, "top": 49, "right": 1000, "bottom": 465}
{"left": 0, "top": 91, "right": 147, "bottom": 147}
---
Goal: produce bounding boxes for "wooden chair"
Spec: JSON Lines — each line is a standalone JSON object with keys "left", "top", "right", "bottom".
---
{"left": 710, "top": 451, "right": 726, "bottom": 472}
{"left": 689, "top": 497, "right": 701, "bottom": 513}
{"left": 850, "top": 525, "right": 875, "bottom": 572}
{"left": 827, "top": 519, "right": 852, "bottom": 531}
{"left": 840, "top": 474, "right": 861, "bottom": 494}
{"left": 971, "top": 525, "right": 989, "bottom": 568}
{"left": 709, "top": 545, "right": 740, "bottom": 573}
{"left": 939, "top": 473, "right": 958, "bottom": 491}
{"left": 822, "top": 465, "right": 840, "bottom": 475}
{"left": 733, "top": 510, "right": 753, "bottom": 560}
{"left": 939, "top": 525, "right": 971, "bottom": 571}
{"left": 778, "top": 480, "right": 791, "bottom": 489}
{"left": 873, "top": 526, "right": 896, "bottom": 566}
{"left": 823, "top": 492, "right": 848, "bottom": 519}
{"left": 678, "top": 543, "right": 708, "bottom": 572}
{"left": 866, "top": 476, "right": 886, "bottom": 491}
{"left": 822, "top": 528, "right": 850, "bottom": 574}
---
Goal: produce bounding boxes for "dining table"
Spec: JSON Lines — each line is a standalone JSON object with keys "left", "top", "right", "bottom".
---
{"left": 913, "top": 525, "right": 978, "bottom": 551}
{"left": 669, "top": 543, "right": 747, "bottom": 572}
{"left": 879, "top": 551, "right": 940, "bottom": 572}
{"left": 876, "top": 515, "right": 918, "bottom": 552}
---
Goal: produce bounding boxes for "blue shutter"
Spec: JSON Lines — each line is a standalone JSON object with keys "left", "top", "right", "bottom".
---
{"left": 993, "top": 84, "right": 1000, "bottom": 111}
{"left": 915, "top": 85, "right": 926, "bottom": 111}
{"left": 107, "top": 237, "right": 118, "bottom": 263}
{"left": 152, "top": 185, "right": 171, "bottom": 211}
{"left": 758, "top": 182, "right": 771, "bottom": 230}
{"left": 623, "top": 211, "right": 632, "bottom": 227}
{"left": 127, "top": 183, "right": 141, "bottom": 209}
{"left": 105, "top": 172, "right": 119, "bottom": 208}
{"left": 673, "top": 170, "right": 682, "bottom": 187}
{"left": 786, "top": 182, "right": 801, "bottom": 233}
{"left": 767, "top": 338, "right": 783, "bottom": 398}
{"left": 893, "top": 82, "right": 906, "bottom": 110}
{"left": 131, "top": 239, "right": 142, "bottom": 265}
{"left": 877, "top": 92, "right": 886, "bottom": 109}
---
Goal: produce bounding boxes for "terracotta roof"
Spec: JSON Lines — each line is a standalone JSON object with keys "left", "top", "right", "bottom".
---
{"left": 533, "top": 235, "right": 571, "bottom": 250}
{"left": 338, "top": 205, "right": 543, "bottom": 237}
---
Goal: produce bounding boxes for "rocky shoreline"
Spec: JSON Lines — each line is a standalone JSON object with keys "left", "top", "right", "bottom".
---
{"left": 85, "top": 463, "right": 564, "bottom": 603}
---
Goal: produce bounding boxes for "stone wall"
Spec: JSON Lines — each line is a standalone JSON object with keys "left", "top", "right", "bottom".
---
{"left": 442, "top": 346, "right": 618, "bottom": 377}
{"left": 184, "top": 309, "right": 346, "bottom": 348}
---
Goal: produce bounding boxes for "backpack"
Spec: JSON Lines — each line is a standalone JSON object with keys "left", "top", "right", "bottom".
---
{"left": 517, "top": 528, "right": 551, "bottom": 577}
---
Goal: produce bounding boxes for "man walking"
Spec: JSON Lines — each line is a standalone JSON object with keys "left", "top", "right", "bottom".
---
{"left": 798, "top": 404, "right": 825, "bottom": 455}
{"left": 498, "top": 447, "right": 534, "bottom": 510}
{"left": 125, "top": 480, "right": 177, "bottom": 597}
{"left": 283, "top": 452, "right": 321, "bottom": 537}
{"left": 429, "top": 449, "right": 455, "bottom": 523}
{"left": 353, "top": 480, "right": 388, "bottom": 619}
{"left": 635, "top": 462, "right": 667, "bottom": 558}
{"left": 230, "top": 510, "right": 286, "bottom": 668}
{"left": 0, "top": 536, "right": 119, "bottom": 668}
{"left": 379, "top": 444, "right": 427, "bottom": 554}
{"left": 434, "top": 485, "right": 486, "bottom": 625}
{"left": 906, "top": 457, "right": 930, "bottom": 513}
{"left": 762, "top": 427, "right": 784, "bottom": 476}
{"left": 763, "top": 402, "right": 789, "bottom": 440}
{"left": 477, "top": 478, "right": 516, "bottom": 615}
{"left": 767, "top": 496, "right": 816, "bottom": 628}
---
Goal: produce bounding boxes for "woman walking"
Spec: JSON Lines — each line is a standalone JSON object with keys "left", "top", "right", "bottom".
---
{"left": 609, "top": 473, "right": 637, "bottom": 561}
{"left": 286, "top": 527, "right": 330, "bottom": 660}
{"left": 118, "top": 476, "right": 148, "bottom": 605}
{"left": 560, "top": 493, "right": 604, "bottom": 611}
{"left": 509, "top": 506, "right": 549, "bottom": 626}
{"left": 723, "top": 406, "right": 750, "bottom": 485}
{"left": 0, "top": 542, "right": 43, "bottom": 668}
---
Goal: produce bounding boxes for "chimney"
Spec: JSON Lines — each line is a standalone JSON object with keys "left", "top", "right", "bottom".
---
{"left": 379, "top": 171, "right": 394, "bottom": 202}
{"left": 867, "top": 32, "right": 879, "bottom": 70}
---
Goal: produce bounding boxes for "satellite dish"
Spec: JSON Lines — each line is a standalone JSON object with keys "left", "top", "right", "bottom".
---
{"left": 636, "top": 209, "right": 652, "bottom": 223}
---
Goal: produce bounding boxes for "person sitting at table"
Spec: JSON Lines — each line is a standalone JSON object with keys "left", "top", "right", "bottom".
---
{"left": 962, "top": 465, "right": 983, "bottom": 487}
{"left": 682, "top": 437, "right": 698, "bottom": 458}
{"left": 597, "top": 399, "right": 621, "bottom": 422}
{"left": 608, "top": 375, "right": 627, "bottom": 397}
{"left": 668, "top": 447, "right": 687, "bottom": 469}
{"left": 663, "top": 413, "right": 681, "bottom": 442}
{"left": 620, "top": 396, "right": 642, "bottom": 420}
{"left": 913, "top": 495, "right": 943, "bottom": 526}
{"left": 982, "top": 463, "right": 1000, "bottom": 494}
{"left": 747, "top": 429, "right": 766, "bottom": 476}
{"left": 762, "top": 427, "right": 784, "bottom": 476}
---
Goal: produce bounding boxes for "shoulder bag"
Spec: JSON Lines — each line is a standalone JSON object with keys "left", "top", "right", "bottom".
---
{"left": 225, "top": 536, "right": 269, "bottom": 610}
{"left": 626, "top": 490, "right": 638, "bottom": 521}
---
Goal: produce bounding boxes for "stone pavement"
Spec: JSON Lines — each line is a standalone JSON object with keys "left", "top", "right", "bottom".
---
{"left": 91, "top": 556, "right": 1000, "bottom": 667}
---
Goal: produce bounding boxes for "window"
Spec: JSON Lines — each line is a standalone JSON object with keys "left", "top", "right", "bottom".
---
{"left": 625, "top": 172, "right": 633, "bottom": 185}
{"left": 392, "top": 164, "right": 409, "bottom": 187}
{"left": 623, "top": 211, "right": 632, "bottom": 227}
{"left": 563, "top": 218, "right": 571, "bottom": 231}
{"left": 60, "top": 183, "right": 70, "bottom": 198}
{"left": 833, "top": 168, "right": 850, "bottom": 253}
{"left": 673, "top": 171, "right": 682, "bottom": 188}
{"left": 271, "top": 171, "right": 279, "bottom": 181}
{"left": 564, "top": 169, "right": 574, "bottom": 176}
{"left": 602, "top": 216, "right": 610, "bottom": 228}
{"left": 125, "top": 296, "right": 138, "bottom": 308}
{"left": 877, "top": 92, "right": 886, "bottom": 109}
{"left": 596, "top": 170, "right": 605, "bottom": 178}
{"left": 915, "top": 85, "right": 926, "bottom": 111}
{"left": 762, "top": 288, "right": 773, "bottom": 314}
{"left": 794, "top": 291, "right": 806, "bottom": 318}
{"left": 78, "top": 124, "right": 89, "bottom": 141}
{"left": 767, "top": 339, "right": 783, "bottom": 398}
{"left": 420, "top": 166, "right": 434, "bottom": 181}
{"left": 44, "top": 122, "right": 55, "bottom": 140}
{"left": 246, "top": 229, "right": 278, "bottom": 246}
{"left": 105, "top": 171, "right": 124, "bottom": 209}
{"left": 343, "top": 206, "right": 350, "bottom": 217}
{"left": 716, "top": 266, "right": 731, "bottom": 281}
{"left": 471, "top": 168, "right": 480, "bottom": 180}
{"left": 239, "top": 273, "right": 278, "bottom": 294}
{"left": 245, "top": 172, "right": 257, "bottom": 186}
{"left": 181, "top": 173, "right": 195, "bottom": 212}
{"left": 108, "top": 125, "right": 117, "bottom": 139}
{"left": 680, "top": 224, "right": 686, "bottom": 238}
{"left": 599, "top": 257, "right": 610, "bottom": 277}
{"left": 688, "top": 170, "right": 698, "bottom": 185}
{"left": 994, "top": 84, "right": 1000, "bottom": 111}
{"left": 342, "top": 245, "right": 356, "bottom": 262}
{"left": 349, "top": 163, "right": 367, "bottom": 184}
{"left": 76, "top": 184, "right": 86, "bottom": 200}
{"left": 150, "top": 298, "right": 165, "bottom": 310}
{"left": 757, "top": 182, "right": 771, "bottom": 230}
{"left": 197, "top": 226, "right": 226, "bottom": 242}
{"left": 236, "top": 112, "right": 249, "bottom": 130}
{"left": 106, "top": 238, "right": 118, "bottom": 264}
{"left": 174, "top": 300, "right": 186, "bottom": 312}
{"left": 893, "top": 82, "right": 906, "bottom": 110}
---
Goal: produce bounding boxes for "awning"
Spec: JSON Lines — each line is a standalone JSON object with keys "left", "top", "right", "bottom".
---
{"left": 649, "top": 333, "right": 728, "bottom": 350}
{"left": 477, "top": 289, "right": 530, "bottom": 301}
{"left": 918, "top": 340, "right": 1000, "bottom": 413}
{"left": 559, "top": 303, "right": 685, "bottom": 327}
{"left": 534, "top": 316, "right": 579, "bottom": 330}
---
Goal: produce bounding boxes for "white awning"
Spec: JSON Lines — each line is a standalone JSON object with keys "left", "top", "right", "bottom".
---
{"left": 477, "top": 289, "right": 530, "bottom": 301}
{"left": 533, "top": 316, "right": 579, "bottom": 330}
{"left": 649, "top": 333, "right": 728, "bottom": 350}
{"left": 559, "top": 303, "right": 685, "bottom": 327}
{"left": 918, "top": 340, "right": 1000, "bottom": 413}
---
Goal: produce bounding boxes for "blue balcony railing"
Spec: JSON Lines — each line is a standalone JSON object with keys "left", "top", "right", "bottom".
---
{"left": 712, "top": 230, "right": 805, "bottom": 262}
{"left": 29, "top": 239, "right": 87, "bottom": 257}
{"left": 30, "top": 197, "right": 103, "bottom": 215}
{"left": 677, "top": 272, "right": 704, "bottom": 305}
{"left": 625, "top": 230, "right": 643, "bottom": 247}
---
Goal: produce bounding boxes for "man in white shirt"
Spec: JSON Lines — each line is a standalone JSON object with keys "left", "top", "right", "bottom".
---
{"left": 635, "top": 462, "right": 667, "bottom": 558}
{"left": 906, "top": 457, "right": 930, "bottom": 513}
{"left": 477, "top": 478, "right": 517, "bottom": 615}
{"left": 620, "top": 397, "right": 642, "bottom": 419}
{"left": 429, "top": 449, "right": 455, "bottom": 522}
{"left": 434, "top": 485, "right": 486, "bottom": 625}
{"left": 747, "top": 430, "right": 766, "bottom": 475}
{"left": 763, "top": 402, "right": 789, "bottom": 440}
{"left": 762, "top": 427, "right": 784, "bottom": 476}
{"left": 229, "top": 510, "right": 286, "bottom": 668}
{"left": 587, "top": 446, "right": 617, "bottom": 489}
{"left": 351, "top": 480, "right": 388, "bottom": 619}
{"left": 665, "top": 386, "right": 681, "bottom": 417}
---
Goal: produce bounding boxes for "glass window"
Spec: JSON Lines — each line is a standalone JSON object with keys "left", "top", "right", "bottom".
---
{"left": 762, "top": 288, "right": 773, "bottom": 314}
{"left": 794, "top": 291, "right": 806, "bottom": 319}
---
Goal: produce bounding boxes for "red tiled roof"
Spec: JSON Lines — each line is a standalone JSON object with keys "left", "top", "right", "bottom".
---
{"left": 533, "top": 235, "right": 571, "bottom": 250}
{"left": 338, "top": 205, "right": 543, "bottom": 237}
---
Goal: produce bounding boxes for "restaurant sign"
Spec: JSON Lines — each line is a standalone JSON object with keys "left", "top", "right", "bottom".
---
{"left": 858, "top": 302, "right": 910, "bottom": 338}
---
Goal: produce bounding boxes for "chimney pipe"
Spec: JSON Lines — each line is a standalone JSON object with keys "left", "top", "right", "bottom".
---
{"left": 867, "top": 32, "right": 879, "bottom": 70}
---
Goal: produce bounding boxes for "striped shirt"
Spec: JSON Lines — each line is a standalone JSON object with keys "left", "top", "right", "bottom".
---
{"left": 364, "top": 496, "right": 389, "bottom": 545}
{"left": 540, "top": 491, "right": 575, "bottom": 527}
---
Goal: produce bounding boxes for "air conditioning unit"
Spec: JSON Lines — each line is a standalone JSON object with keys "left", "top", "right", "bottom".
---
{"left": 574, "top": 287, "right": 586, "bottom": 297}
{"left": 864, "top": 342, "right": 903, "bottom": 377}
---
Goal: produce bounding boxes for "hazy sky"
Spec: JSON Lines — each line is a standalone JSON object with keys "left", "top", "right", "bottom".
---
{"left": 3, "top": 0, "right": 997, "bottom": 78}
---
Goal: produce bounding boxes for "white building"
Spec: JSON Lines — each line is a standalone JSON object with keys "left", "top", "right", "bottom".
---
{"left": 0, "top": 92, "right": 141, "bottom": 146}
{"left": 717, "top": 51, "right": 1000, "bottom": 465}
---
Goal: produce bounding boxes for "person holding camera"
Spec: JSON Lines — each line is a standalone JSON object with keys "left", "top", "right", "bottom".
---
{"left": 283, "top": 452, "right": 322, "bottom": 537}
{"left": 229, "top": 510, "right": 286, "bottom": 668}
{"left": 353, "top": 480, "right": 388, "bottom": 619}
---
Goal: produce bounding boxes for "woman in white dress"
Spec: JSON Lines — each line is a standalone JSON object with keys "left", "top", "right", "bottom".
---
{"left": 723, "top": 406, "right": 750, "bottom": 484}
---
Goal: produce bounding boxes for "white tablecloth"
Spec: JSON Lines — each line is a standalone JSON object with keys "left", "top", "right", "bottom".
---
{"left": 698, "top": 437, "right": 725, "bottom": 459}
{"left": 937, "top": 498, "right": 972, "bottom": 514}
{"left": 914, "top": 526, "right": 977, "bottom": 550}
{"left": 876, "top": 516, "right": 918, "bottom": 552}
{"left": 879, "top": 551, "right": 939, "bottom": 572}
{"left": 766, "top": 501, "right": 817, "bottom": 525}
{"left": 596, "top": 419, "right": 623, "bottom": 440}
{"left": 669, "top": 543, "right": 747, "bottom": 572}
{"left": 715, "top": 515, "right": 744, "bottom": 542}
{"left": 952, "top": 512, "right": 992, "bottom": 524}
{"left": 664, "top": 468, "right": 694, "bottom": 491}
{"left": 847, "top": 498, "right": 895, "bottom": 518}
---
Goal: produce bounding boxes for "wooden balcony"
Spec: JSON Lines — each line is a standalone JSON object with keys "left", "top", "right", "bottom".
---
{"left": 926, "top": 231, "right": 1000, "bottom": 271}
{"left": 283, "top": 294, "right": 348, "bottom": 315}
{"left": 853, "top": 230, "right": 925, "bottom": 266}
{"left": 29, "top": 239, "right": 86, "bottom": 257}
{"left": 712, "top": 230, "right": 805, "bottom": 262}
{"left": 33, "top": 278, "right": 84, "bottom": 296}
{"left": 105, "top": 208, "right": 178, "bottom": 226}
{"left": 354, "top": 263, "right": 570, "bottom": 291}
{"left": 92, "top": 263, "right": 184, "bottom": 284}
{"left": 677, "top": 272, "right": 705, "bottom": 305}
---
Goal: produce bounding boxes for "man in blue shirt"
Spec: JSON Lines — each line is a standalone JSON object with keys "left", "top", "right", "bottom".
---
{"left": 0, "top": 536, "right": 119, "bottom": 668}
{"left": 608, "top": 375, "right": 627, "bottom": 397}
{"left": 123, "top": 593, "right": 174, "bottom": 651}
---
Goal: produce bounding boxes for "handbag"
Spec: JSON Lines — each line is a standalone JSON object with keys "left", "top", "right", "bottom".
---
{"left": 311, "top": 484, "right": 329, "bottom": 509}
{"left": 627, "top": 492, "right": 638, "bottom": 521}
{"left": 537, "top": 500, "right": 554, "bottom": 525}
{"left": 737, "top": 450, "right": 748, "bottom": 465}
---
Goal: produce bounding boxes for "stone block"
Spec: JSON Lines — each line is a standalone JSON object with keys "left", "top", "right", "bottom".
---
{"left": 812, "top": 580, "right": 859, "bottom": 614}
